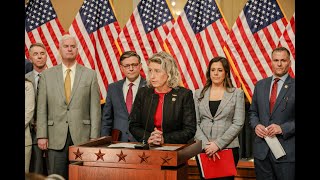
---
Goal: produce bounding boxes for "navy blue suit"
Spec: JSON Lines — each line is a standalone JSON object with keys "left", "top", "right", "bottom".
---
{"left": 101, "top": 78, "right": 146, "bottom": 142}
{"left": 25, "top": 59, "right": 33, "bottom": 74}
{"left": 249, "top": 75, "right": 295, "bottom": 180}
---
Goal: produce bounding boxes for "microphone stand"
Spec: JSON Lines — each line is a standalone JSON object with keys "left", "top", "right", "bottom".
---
{"left": 134, "top": 94, "right": 154, "bottom": 150}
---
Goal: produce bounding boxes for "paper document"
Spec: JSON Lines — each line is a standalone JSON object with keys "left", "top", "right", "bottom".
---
{"left": 153, "top": 145, "right": 182, "bottom": 151}
{"left": 108, "top": 143, "right": 136, "bottom": 148}
{"left": 264, "top": 136, "right": 286, "bottom": 159}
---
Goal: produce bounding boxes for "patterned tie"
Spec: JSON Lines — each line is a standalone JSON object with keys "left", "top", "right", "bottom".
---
{"left": 36, "top": 73, "right": 41, "bottom": 94}
{"left": 33, "top": 73, "right": 41, "bottom": 129}
{"left": 64, "top": 69, "right": 71, "bottom": 104}
{"left": 269, "top": 78, "right": 280, "bottom": 113}
{"left": 126, "top": 83, "right": 134, "bottom": 113}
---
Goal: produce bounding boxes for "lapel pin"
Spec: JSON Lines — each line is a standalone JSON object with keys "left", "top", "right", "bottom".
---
{"left": 284, "top": 85, "right": 288, "bottom": 89}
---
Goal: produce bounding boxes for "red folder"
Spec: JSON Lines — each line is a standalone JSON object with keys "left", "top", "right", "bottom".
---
{"left": 197, "top": 149, "right": 237, "bottom": 179}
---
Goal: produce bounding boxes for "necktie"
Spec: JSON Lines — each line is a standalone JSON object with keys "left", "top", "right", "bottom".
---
{"left": 64, "top": 69, "right": 71, "bottom": 104}
{"left": 126, "top": 83, "right": 134, "bottom": 113}
{"left": 269, "top": 78, "right": 280, "bottom": 113}
{"left": 33, "top": 73, "right": 41, "bottom": 128}
{"left": 36, "top": 73, "right": 41, "bottom": 94}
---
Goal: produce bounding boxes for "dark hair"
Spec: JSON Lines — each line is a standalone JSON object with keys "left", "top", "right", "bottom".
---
{"left": 120, "top": 51, "right": 141, "bottom": 63}
{"left": 272, "top": 46, "right": 290, "bottom": 59}
{"left": 198, "top": 56, "right": 234, "bottom": 102}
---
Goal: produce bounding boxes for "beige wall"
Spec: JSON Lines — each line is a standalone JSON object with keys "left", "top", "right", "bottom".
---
{"left": 25, "top": 0, "right": 295, "bottom": 31}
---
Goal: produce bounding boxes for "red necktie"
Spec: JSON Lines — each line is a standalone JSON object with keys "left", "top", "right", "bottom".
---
{"left": 269, "top": 78, "right": 280, "bottom": 113}
{"left": 126, "top": 83, "right": 134, "bottom": 113}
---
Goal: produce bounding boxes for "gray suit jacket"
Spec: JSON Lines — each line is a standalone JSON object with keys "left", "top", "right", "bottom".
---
{"left": 194, "top": 87, "right": 245, "bottom": 149}
{"left": 101, "top": 78, "right": 146, "bottom": 142}
{"left": 26, "top": 71, "right": 38, "bottom": 144}
{"left": 249, "top": 76, "right": 295, "bottom": 162}
{"left": 36, "top": 63, "right": 101, "bottom": 150}
{"left": 25, "top": 80, "right": 35, "bottom": 146}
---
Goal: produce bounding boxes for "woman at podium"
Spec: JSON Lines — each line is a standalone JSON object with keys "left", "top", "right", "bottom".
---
{"left": 129, "top": 51, "right": 196, "bottom": 146}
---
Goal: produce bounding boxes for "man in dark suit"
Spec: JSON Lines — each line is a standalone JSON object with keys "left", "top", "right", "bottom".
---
{"left": 36, "top": 34, "right": 101, "bottom": 179}
{"left": 101, "top": 51, "right": 146, "bottom": 142}
{"left": 25, "top": 59, "right": 33, "bottom": 74}
{"left": 249, "top": 47, "right": 295, "bottom": 180}
{"left": 25, "top": 43, "right": 48, "bottom": 175}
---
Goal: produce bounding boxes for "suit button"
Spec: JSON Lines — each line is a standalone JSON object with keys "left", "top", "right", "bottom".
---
{"left": 66, "top": 121, "right": 68, "bottom": 123}
{"left": 126, "top": 132, "right": 128, "bottom": 134}
{"left": 67, "top": 108, "right": 69, "bottom": 111}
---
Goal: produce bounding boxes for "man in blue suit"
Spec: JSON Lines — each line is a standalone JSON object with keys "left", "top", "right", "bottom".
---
{"left": 101, "top": 51, "right": 146, "bottom": 142}
{"left": 25, "top": 59, "right": 33, "bottom": 74}
{"left": 249, "top": 47, "right": 295, "bottom": 180}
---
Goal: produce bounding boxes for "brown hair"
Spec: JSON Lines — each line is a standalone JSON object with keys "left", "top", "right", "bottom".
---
{"left": 198, "top": 56, "right": 234, "bottom": 102}
{"left": 272, "top": 46, "right": 291, "bottom": 59}
{"left": 120, "top": 51, "right": 141, "bottom": 63}
{"left": 29, "top": 43, "right": 47, "bottom": 53}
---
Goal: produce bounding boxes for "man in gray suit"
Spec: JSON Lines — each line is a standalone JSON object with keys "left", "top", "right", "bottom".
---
{"left": 249, "top": 47, "right": 295, "bottom": 180}
{"left": 101, "top": 51, "right": 146, "bottom": 142}
{"left": 25, "top": 43, "right": 48, "bottom": 175}
{"left": 36, "top": 34, "right": 101, "bottom": 179}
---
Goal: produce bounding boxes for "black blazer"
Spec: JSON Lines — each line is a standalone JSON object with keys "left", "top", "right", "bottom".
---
{"left": 129, "top": 86, "right": 196, "bottom": 144}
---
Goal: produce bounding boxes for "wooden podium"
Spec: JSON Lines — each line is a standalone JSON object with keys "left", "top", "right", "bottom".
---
{"left": 68, "top": 136, "right": 202, "bottom": 180}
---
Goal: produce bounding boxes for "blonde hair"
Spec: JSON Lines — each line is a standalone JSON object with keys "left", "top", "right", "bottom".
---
{"left": 146, "top": 51, "right": 181, "bottom": 88}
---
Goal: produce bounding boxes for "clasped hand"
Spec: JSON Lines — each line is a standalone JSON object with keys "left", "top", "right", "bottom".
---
{"left": 204, "top": 141, "right": 220, "bottom": 161}
{"left": 148, "top": 127, "right": 164, "bottom": 146}
{"left": 255, "top": 123, "right": 282, "bottom": 138}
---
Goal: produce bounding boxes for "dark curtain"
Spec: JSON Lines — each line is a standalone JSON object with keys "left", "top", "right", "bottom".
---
{"left": 239, "top": 100, "right": 254, "bottom": 159}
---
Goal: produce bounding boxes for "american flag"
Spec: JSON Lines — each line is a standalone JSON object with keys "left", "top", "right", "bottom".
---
{"left": 68, "top": 0, "right": 122, "bottom": 99}
{"left": 164, "top": 0, "right": 238, "bottom": 91}
{"left": 278, "top": 13, "right": 295, "bottom": 78}
{"left": 25, "top": 0, "right": 65, "bottom": 67}
{"left": 116, "top": 0, "right": 175, "bottom": 78}
{"left": 224, "top": 0, "right": 288, "bottom": 102}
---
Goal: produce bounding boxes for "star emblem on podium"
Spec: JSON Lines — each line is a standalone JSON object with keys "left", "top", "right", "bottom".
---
{"left": 161, "top": 155, "right": 172, "bottom": 165}
{"left": 116, "top": 150, "right": 127, "bottom": 162}
{"left": 95, "top": 149, "right": 105, "bottom": 161}
{"left": 138, "top": 152, "right": 150, "bottom": 163}
{"left": 73, "top": 148, "right": 83, "bottom": 160}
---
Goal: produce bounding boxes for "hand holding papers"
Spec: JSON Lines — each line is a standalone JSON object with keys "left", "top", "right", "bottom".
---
{"left": 264, "top": 136, "right": 286, "bottom": 159}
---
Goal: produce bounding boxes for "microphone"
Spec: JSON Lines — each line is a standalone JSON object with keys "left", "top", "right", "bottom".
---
{"left": 134, "top": 93, "right": 154, "bottom": 149}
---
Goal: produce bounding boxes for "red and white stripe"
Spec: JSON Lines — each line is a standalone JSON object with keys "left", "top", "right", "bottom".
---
{"left": 25, "top": 18, "right": 65, "bottom": 68}
{"left": 164, "top": 12, "right": 234, "bottom": 91}
{"left": 68, "top": 13, "right": 123, "bottom": 99}
{"left": 225, "top": 11, "right": 287, "bottom": 100}
{"left": 278, "top": 13, "right": 295, "bottom": 78}
{"left": 117, "top": 8, "right": 175, "bottom": 78}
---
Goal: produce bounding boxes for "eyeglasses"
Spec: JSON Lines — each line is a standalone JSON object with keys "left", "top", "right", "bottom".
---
{"left": 121, "top": 63, "right": 140, "bottom": 69}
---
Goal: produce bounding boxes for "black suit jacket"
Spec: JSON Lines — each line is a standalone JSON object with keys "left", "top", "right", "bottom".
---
{"left": 25, "top": 59, "right": 33, "bottom": 74}
{"left": 249, "top": 75, "right": 295, "bottom": 162}
{"left": 129, "top": 86, "right": 196, "bottom": 144}
{"left": 101, "top": 78, "right": 146, "bottom": 142}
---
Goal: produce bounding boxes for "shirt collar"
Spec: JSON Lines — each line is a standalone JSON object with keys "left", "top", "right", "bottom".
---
{"left": 272, "top": 73, "right": 288, "bottom": 82}
{"left": 62, "top": 62, "right": 77, "bottom": 73}
{"left": 125, "top": 75, "right": 141, "bottom": 87}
